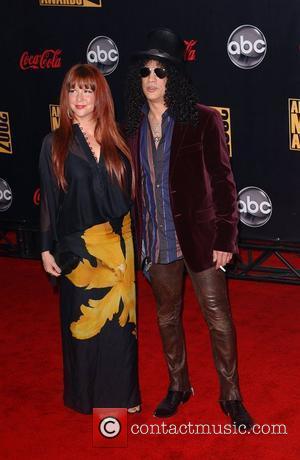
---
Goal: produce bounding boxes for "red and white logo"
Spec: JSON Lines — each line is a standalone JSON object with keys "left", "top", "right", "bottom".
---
{"left": 93, "top": 408, "right": 127, "bottom": 447}
{"left": 19, "top": 49, "right": 62, "bottom": 70}
{"left": 184, "top": 40, "right": 197, "bottom": 61}
{"left": 33, "top": 188, "right": 40, "bottom": 206}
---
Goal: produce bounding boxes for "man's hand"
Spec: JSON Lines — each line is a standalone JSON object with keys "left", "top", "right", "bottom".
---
{"left": 41, "top": 251, "right": 61, "bottom": 277}
{"left": 213, "top": 250, "right": 232, "bottom": 270}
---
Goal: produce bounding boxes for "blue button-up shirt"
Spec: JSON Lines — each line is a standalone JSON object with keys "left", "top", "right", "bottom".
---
{"left": 140, "top": 107, "right": 183, "bottom": 264}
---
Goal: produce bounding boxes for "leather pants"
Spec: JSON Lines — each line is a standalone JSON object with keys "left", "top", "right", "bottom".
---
{"left": 149, "top": 260, "right": 242, "bottom": 401}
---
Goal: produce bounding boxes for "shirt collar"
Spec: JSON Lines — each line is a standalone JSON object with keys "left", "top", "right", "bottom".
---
{"left": 141, "top": 104, "right": 172, "bottom": 121}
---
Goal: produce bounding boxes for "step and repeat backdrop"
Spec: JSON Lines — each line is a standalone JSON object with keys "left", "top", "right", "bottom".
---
{"left": 1, "top": 0, "right": 299, "bottom": 242}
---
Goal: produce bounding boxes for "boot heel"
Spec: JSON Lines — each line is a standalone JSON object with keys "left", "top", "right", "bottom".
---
{"left": 219, "top": 401, "right": 229, "bottom": 415}
{"left": 182, "top": 387, "right": 194, "bottom": 404}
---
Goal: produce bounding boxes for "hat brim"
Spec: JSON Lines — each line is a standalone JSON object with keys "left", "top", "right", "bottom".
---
{"left": 132, "top": 49, "right": 183, "bottom": 65}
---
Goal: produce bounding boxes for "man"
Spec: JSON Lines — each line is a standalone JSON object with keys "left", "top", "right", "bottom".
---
{"left": 125, "top": 28, "right": 253, "bottom": 429}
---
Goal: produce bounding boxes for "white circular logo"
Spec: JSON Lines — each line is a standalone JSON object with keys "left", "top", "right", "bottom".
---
{"left": 0, "top": 178, "right": 13, "bottom": 211}
{"left": 99, "top": 416, "right": 121, "bottom": 438}
{"left": 227, "top": 25, "right": 267, "bottom": 69}
{"left": 238, "top": 186, "right": 272, "bottom": 227}
{"left": 87, "top": 36, "right": 119, "bottom": 75}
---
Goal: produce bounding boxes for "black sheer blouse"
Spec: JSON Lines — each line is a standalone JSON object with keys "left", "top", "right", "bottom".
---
{"left": 39, "top": 124, "right": 132, "bottom": 252}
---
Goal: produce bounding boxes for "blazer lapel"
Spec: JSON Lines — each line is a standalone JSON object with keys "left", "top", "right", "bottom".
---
{"left": 170, "top": 122, "right": 188, "bottom": 178}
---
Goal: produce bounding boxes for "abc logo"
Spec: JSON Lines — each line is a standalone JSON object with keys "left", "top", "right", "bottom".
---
{"left": 227, "top": 25, "right": 267, "bottom": 69}
{"left": 87, "top": 36, "right": 119, "bottom": 76}
{"left": 0, "top": 178, "right": 12, "bottom": 211}
{"left": 238, "top": 186, "right": 272, "bottom": 227}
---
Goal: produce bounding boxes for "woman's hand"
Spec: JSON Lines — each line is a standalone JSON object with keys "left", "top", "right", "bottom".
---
{"left": 41, "top": 251, "right": 61, "bottom": 277}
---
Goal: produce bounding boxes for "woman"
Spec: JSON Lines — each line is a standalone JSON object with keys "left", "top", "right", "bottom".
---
{"left": 39, "top": 63, "right": 140, "bottom": 414}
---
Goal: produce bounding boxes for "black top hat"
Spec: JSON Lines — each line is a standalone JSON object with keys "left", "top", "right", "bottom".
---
{"left": 132, "top": 28, "right": 185, "bottom": 65}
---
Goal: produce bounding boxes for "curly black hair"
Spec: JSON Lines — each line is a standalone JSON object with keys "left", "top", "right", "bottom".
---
{"left": 124, "top": 58, "right": 200, "bottom": 136}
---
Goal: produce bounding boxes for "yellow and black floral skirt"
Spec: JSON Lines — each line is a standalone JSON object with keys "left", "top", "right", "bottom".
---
{"left": 59, "top": 212, "right": 140, "bottom": 414}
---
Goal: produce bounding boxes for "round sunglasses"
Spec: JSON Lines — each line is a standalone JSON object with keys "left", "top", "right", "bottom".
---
{"left": 139, "top": 67, "right": 167, "bottom": 79}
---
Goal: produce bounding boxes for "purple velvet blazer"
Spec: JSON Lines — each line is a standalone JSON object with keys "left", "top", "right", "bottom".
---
{"left": 127, "top": 104, "right": 239, "bottom": 272}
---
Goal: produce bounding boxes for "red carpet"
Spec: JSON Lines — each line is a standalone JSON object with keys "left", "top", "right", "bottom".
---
{"left": 0, "top": 257, "right": 299, "bottom": 459}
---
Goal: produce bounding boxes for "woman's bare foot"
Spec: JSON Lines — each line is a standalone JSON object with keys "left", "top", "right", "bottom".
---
{"left": 128, "top": 405, "right": 141, "bottom": 414}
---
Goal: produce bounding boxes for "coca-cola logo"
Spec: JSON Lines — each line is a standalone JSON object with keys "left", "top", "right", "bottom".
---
{"left": 33, "top": 188, "right": 40, "bottom": 206}
{"left": 19, "top": 49, "right": 62, "bottom": 70}
{"left": 184, "top": 40, "right": 197, "bottom": 62}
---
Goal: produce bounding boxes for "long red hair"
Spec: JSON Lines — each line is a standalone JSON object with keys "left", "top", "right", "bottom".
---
{"left": 52, "top": 63, "right": 134, "bottom": 196}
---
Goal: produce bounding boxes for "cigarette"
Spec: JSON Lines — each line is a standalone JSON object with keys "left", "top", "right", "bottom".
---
{"left": 219, "top": 265, "right": 226, "bottom": 272}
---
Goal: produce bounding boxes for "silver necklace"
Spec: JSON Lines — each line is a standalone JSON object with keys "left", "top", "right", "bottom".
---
{"left": 153, "top": 129, "right": 161, "bottom": 145}
{"left": 149, "top": 118, "right": 162, "bottom": 146}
